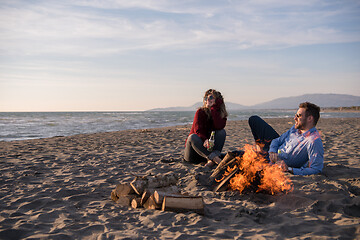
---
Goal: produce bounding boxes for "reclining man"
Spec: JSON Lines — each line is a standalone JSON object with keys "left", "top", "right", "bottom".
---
{"left": 248, "top": 102, "right": 324, "bottom": 175}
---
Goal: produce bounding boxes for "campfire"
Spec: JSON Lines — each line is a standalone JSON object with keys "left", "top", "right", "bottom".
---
{"left": 211, "top": 144, "right": 293, "bottom": 195}
{"left": 110, "top": 144, "right": 293, "bottom": 215}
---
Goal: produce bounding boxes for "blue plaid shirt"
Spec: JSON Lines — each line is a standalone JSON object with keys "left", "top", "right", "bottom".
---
{"left": 269, "top": 125, "right": 324, "bottom": 175}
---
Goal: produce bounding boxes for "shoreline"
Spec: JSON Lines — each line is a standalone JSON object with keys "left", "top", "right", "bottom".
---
{"left": 2, "top": 116, "right": 360, "bottom": 143}
{"left": 0, "top": 118, "right": 359, "bottom": 239}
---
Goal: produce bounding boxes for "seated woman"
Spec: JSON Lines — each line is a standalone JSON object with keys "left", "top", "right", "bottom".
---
{"left": 184, "top": 89, "right": 227, "bottom": 167}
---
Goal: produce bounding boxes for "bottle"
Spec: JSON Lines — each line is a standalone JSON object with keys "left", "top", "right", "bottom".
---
{"left": 208, "top": 131, "right": 215, "bottom": 151}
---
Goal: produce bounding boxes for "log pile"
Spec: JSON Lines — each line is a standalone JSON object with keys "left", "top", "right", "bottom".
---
{"left": 110, "top": 173, "right": 204, "bottom": 215}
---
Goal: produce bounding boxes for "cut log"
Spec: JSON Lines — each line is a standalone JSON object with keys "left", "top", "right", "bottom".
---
{"left": 143, "top": 195, "right": 160, "bottom": 210}
{"left": 131, "top": 197, "right": 142, "bottom": 209}
{"left": 153, "top": 185, "right": 180, "bottom": 194}
{"left": 115, "top": 183, "right": 135, "bottom": 197}
{"left": 213, "top": 166, "right": 240, "bottom": 192}
{"left": 111, "top": 189, "right": 119, "bottom": 202}
{"left": 116, "top": 194, "right": 138, "bottom": 207}
{"left": 140, "top": 190, "right": 153, "bottom": 206}
{"left": 147, "top": 173, "right": 178, "bottom": 189}
{"left": 130, "top": 173, "right": 178, "bottom": 195}
{"left": 154, "top": 191, "right": 185, "bottom": 205}
{"left": 162, "top": 196, "right": 204, "bottom": 215}
{"left": 130, "top": 179, "right": 147, "bottom": 195}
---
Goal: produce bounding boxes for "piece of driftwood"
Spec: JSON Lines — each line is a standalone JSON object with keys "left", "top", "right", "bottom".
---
{"left": 115, "top": 183, "right": 135, "bottom": 197}
{"left": 213, "top": 166, "right": 240, "bottom": 192}
{"left": 143, "top": 195, "right": 160, "bottom": 210}
{"left": 131, "top": 198, "right": 142, "bottom": 209}
{"left": 162, "top": 196, "right": 204, "bottom": 215}
{"left": 116, "top": 194, "right": 138, "bottom": 206}
{"left": 130, "top": 173, "right": 178, "bottom": 195}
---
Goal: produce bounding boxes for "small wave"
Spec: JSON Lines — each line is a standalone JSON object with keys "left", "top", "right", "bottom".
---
{"left": 1, "top": 111, "right": 359, "bottom": 141}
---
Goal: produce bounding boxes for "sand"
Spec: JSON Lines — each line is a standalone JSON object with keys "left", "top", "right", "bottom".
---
{"left": 0, "top": 118, "right": 359, "bottom": 239}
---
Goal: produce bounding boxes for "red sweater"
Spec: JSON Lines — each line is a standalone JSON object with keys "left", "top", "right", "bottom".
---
{"left": 187, "top": 99, "right": 227, "bottom": 142}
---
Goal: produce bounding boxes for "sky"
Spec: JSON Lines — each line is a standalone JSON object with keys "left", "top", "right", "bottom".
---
{"left": 0, "top": 0, "right": 359, "bottom": 111}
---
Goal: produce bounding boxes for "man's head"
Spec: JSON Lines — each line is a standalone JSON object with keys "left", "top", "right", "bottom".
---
{"left": 294, "top": 102, "right": 320, "bottom": 131}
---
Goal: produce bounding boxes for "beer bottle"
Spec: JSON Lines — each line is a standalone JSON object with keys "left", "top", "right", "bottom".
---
{"left": 208, "top": 131, "right": 215, "bottom": 151}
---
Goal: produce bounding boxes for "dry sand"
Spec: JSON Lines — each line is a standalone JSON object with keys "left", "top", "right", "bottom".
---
{"left": 0, "top": 118, "right": 359, "bottom": 239}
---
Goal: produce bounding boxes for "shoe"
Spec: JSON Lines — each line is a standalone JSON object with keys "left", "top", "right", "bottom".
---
{"left": 204, "top": 160, "right": 215, "bottom": 168}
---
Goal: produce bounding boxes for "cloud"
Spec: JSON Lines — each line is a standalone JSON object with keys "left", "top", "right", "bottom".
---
{"left": 0, "top": 0, "right": 359, "bottom": 57}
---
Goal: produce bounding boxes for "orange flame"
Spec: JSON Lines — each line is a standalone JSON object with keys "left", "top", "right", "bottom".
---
{"left": 225, "top": 144, "right": 293, "bottom": 195}
{"left": 257, "top": 164, "right": 293, "bottom": 194}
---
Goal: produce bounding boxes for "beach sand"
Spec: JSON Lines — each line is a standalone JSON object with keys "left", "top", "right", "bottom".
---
{"left": 0, "top": 118, "right": 359, "bottom": 239}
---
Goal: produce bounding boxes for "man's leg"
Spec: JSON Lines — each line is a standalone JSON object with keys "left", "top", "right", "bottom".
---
{"left": 248, "top": 115, "right": 279, "bottom": 152}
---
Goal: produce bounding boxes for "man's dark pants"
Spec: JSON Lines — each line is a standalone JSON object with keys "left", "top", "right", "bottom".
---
{"left": 248, "top": 115, "right": 280, "bottom": 152}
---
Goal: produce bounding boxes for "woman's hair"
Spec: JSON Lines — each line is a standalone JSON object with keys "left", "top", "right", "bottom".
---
{"left": 201, "top": 89, "right": 228, "bottom": 119}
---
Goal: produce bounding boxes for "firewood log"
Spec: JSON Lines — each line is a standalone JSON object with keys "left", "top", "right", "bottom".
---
{"left": 141, "top": 190, "right": 152, "bottom": 206}
{"left": 116, "top": 194, "right": 138, "bottom": 207}
{"left": 153, "top": 191, "right": 184, "bottom": 205}
{"left": 213, "top": 166, "right": 239, "bottom": 192}
{"left": 111, "top": 189, "right": 119, "bottom": 202}
{"left": 115, "top": 183, "right": 135, "bottom": 197}
{"left": 131, "top": 198, "right": 142, "bottom": 209}
{"left": 147, "top": 173, "right": 178, "bottom": 189}
{"left": 210, "top": 152, "right": 236, "bottom": 180}
{"left": 130, "top": 173, "right": 178, "bottom": 195}
{"left": 162, "top": 196, "right": 204, "bottom": 215}
{"left": 143, "top": 195, "right": 160, "bottom": 210}
{"left": 130, "top": 179, "right": 147, "bottom": 195}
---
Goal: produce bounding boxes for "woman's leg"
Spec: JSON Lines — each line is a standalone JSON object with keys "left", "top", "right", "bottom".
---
{"left": 248, "top": 115, "right": 279, "bottom": 152}
{"left": 184, "top": 134, "right": 208, "bottom": 164}
{"left": 208, "top": 129, "right": 226, "bottom": 161}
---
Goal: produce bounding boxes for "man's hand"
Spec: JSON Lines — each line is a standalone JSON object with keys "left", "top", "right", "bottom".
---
{"left": 269, "top": 152, "right": 279, "bottom": 163}
{"left": 276, "top": 160, "right": 288, "bottom": 172}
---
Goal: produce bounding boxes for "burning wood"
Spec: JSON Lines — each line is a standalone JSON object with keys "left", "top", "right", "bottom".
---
{"left": 213, "top": 144, "right": 293, "bottom": 195}
{"left": 111, "top": 173, "right": 205, "bottom": 214}
{"left": 209, "top": 151, "right": 238, "bottom": 182}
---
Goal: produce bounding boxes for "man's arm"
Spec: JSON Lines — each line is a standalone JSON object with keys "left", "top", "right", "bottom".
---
{"left": 269, "top": 127, "right": 293, "bottom": 152}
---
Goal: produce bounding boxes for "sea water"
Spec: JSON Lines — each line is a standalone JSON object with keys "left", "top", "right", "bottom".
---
{"left": 1, "top": 110, "right": 359, "bottom": 142}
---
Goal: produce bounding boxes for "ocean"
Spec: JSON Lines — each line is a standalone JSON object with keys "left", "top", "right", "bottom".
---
{"left": 1, "top": 110, "right": 359, "bottom": 142}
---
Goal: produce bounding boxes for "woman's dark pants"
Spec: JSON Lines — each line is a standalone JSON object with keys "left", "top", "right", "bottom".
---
{"left": 184, "top": 129, "right": 226, "bottom": 164}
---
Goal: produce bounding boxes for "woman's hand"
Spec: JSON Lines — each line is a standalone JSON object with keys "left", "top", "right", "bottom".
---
{"left": 203, "top": 139, "right": 209, "bottom": 149}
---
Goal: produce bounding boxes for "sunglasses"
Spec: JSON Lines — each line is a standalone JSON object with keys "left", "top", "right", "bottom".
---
{"left": 204, "top": 95, "right": 215, "bottom": 101}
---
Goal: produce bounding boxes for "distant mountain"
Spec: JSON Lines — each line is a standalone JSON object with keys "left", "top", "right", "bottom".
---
{"left": 148, "top": 102, "right": 202, "bottom": 111}
{"left": 148, "top": 102, "right": 247, "bottom": 111}
{"left": 147, "top": 93, "right": 360, "bottom": 111}
{"left": 250, "top": 93, "right": 360, "bottom": 109}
